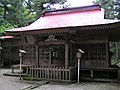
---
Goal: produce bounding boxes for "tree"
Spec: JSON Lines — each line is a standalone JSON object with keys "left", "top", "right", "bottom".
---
{"left": 0, "top": 0, "right": 36, "bottom": 27}
{"left": 113, "top": 0, "right": 120, "bottom": 19}
{"left": 0, "top": 0, "right": 67, "bottom": 35}
{"left": 25, "top": 0, "right": 67, "bottom": 19}
{"left": 0, "top": 20, "right": 14, "bottom": 36}
{"left": 0, "top": 0, "right": 15, "bottom": 36}
{"left": 93, "top": 0, "right": 120, "bottom": 19}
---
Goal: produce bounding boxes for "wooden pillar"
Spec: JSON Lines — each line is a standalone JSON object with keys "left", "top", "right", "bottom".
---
{"left": 36, "top": 45, "right": 39, "bottom": 66}
{"left": 115, "top": 42, "right": 119, "bottom": 59}
{"left": 0, "top": 41, "right": 2, "bottom": 67}
{"left": 21, "top": 45, "right": 24, "bottom": 64}
{"left": 65, "top": 43, "right": 69, "bottom": 67}
{"left": 106, "top": 41, "right": 109, "bottom": 67}
{"left": 69, "top": 44, "right": 72, "bottom": 65}
{"left": 105, "top": 31, "right": 109, "bottom": 67}
{"left": 49, "top": 47, "right": 52, "bottom": 65}
{"left": 10, "top": 46, "right": 12, "bottom": 67}
{"left": 118, "top": 69, "right": 120, "bottom": 79}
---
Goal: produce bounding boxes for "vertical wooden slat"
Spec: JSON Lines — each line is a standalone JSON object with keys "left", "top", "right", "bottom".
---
{"left": 69, "top": 67, "right": 71, "bottom": 80}
{"left": 51, "top": 66, "right": 53, "bottom": 79}
{"left": 46, "top": 66, "right": 48, "bottom": 79}
{"left": 40, "top": 66, "right": 41, "bottom": 78}
{"left": 35, "top": 66, "right": 37, "bottom": 78}
{"left": 32, "top": 66, "right": 34, "bottom": 80}
{"left": 34, "top": 66, "right": 36, "bottom": 78}
{"left": 56, "top": 67, "right": 58, "bottom": 79}
{"left": 45, "top": 66, "right": 47, "bottom": 79}
{"left": 44, "top": 66, "right": 47, "bottom": 79}
{"left": 33, "top": 66, "right": 35, "bottom": 78}
{"left": 54, "top": 67, "right": 56, "bottom": 79}
{"left": 65, "top": 67, "right": 68, "bottom": 80}
{"left": 59, "top": 67, "right": 61, "bottom": 80}
{"left": 36, "top": 66, "right": 38, "bottom": 78}
{"left": 48, "top": 66, "right": 50, "bottom": 79}
{"left": 47, "top": 66, "right": 48, "bottom": 79}
{"left": 49, "top": 66, "right": 51, "bottom": 79}
{"left": 41, "top": 66, "right": 43, "bottom": 78}
{"left": 44, "top": 66, "right": 45, "bottom": 79}
{"left": 37, "top": 66, "right": 39, "bottom": 78}
{"left": 63, "top": 67, "right": 64, "bottom": 80}
{"left": 43, "top": 66, "right": 45, "bottom": 79}
{"left": 53, "top": 66, "right": 55, "bottom": 79}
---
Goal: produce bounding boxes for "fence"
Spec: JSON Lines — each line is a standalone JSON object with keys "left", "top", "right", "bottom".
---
{"left": 28, "top": 66, "right": 76, "bottom": 82}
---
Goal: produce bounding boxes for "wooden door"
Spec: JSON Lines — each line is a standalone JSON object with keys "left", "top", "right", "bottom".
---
{"left": 50, "top": 45, "right": 65, "bottom": 66}
{"left": 38, "top": 44, "right": 65, "bottom": 66}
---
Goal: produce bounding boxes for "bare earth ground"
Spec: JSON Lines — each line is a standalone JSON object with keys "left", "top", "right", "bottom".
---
{"left": 0, "top": 69, "right": 120, "bottom": 90}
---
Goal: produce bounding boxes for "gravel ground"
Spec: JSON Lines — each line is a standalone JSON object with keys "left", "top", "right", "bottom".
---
{"left": 0, "top": 69, "right": 120, "bottom": 90}
{"left": 34, "top": 82, "right": 120, "bottom": 90}
{"left": 0, "top": 69, "right": 32, "bottom": 90}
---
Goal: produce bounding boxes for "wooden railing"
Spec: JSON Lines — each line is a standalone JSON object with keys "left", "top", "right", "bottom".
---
{"left": 28, "top": 66, "right": 76, "bottom": 82}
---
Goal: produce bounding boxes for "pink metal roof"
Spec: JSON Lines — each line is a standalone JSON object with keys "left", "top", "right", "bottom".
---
{"left": 6, "top": 5, "right": 119, "bottom": 32}
{"left": 0, "top": 35, "right": 14, "bottom": 39}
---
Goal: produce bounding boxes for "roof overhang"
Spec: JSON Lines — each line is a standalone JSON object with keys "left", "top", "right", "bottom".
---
{"left": 0, "top": 35, "right": 14, "bottom": 39}
{"left": 5, "top": 5, "right": 120, "bottom": 33}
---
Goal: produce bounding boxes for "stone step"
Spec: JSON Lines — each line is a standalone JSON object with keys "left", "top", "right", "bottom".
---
{"left": 21, "top": 80, "right": 50, "bottom": 90}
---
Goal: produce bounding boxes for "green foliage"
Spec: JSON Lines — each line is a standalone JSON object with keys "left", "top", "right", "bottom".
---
{"left": 113, "top": 0, "right": 120, "bottom": 19}
{"left": 0, "top": 20, "right": 14, "bottom": 36}
{"left": 25, "top": 0, "right": 67, "bottom": 19}
{"left": 93, "top": 0, "right": 120, "bottom": 19}
{"left": 0, "top": 0, "right": 66, "bottom": 36}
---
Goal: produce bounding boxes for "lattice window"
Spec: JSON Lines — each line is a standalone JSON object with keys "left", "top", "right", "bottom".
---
{"left": 39, "top": 45, "right": 49, "bottom": 60}
{"left": 73, "top": 43, "right": 106, "bottom": 60}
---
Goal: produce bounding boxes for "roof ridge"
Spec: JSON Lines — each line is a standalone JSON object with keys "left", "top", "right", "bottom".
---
{"left": 42, "top": 4, "right": 101, "bottom": 16}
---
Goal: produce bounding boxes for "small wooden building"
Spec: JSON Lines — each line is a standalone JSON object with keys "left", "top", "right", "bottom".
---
{"left": 2, "top": 5, "right": 120, "bottom": 81}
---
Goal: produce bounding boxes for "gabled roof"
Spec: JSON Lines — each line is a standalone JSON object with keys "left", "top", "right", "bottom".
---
{"left": 6, "top": 5, "right": 119, "bottom": 32}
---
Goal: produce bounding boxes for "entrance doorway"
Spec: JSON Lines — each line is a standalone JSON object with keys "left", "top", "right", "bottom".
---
{"left": 38, "top": 44, "right": 65, "bottom": 66}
